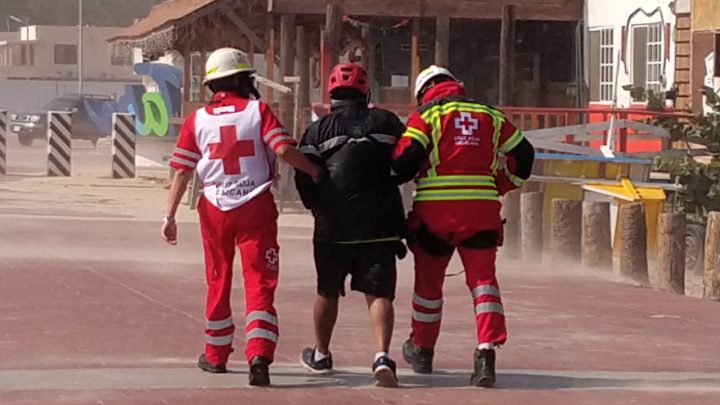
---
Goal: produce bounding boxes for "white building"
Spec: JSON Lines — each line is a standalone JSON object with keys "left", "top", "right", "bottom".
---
{"left": 0, "top": 25, "right": 141, "bottom": 112}
{"left": 587, "top": 0, "right": 678, "bottom": 107}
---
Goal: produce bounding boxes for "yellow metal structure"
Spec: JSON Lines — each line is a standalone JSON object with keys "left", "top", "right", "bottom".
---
{"left": 582, "top": 179, "right": 666, "bottom": 257}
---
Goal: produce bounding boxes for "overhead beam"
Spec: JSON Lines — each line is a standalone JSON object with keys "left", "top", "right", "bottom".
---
{"left": 270, "top": 0, "right": 583, "bottom": 21}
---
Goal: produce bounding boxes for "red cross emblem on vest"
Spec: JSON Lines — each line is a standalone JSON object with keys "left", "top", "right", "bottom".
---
{"left": 454, "top": 112, "right": 479, "bottom": 136}
{"left": 209, "top": 125, "right": 255, "bottom": 175}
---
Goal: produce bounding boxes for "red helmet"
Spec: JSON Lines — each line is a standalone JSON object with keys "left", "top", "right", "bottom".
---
{"left": 328, "top": 63, "right": 369, "bottom": 95}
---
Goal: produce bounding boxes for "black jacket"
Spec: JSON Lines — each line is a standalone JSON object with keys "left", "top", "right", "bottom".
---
{"left": 295, "top": 99, "right": 406, "bottom": 243}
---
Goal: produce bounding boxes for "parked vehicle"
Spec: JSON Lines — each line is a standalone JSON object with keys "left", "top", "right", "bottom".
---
{"left": 10, "top": 94, "right": 114, "bottom": 146}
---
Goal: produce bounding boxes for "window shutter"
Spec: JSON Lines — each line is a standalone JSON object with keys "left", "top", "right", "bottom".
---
{"left": 590, "top": 31, "right": 601, "bottom": 101}
{"left": 632, "top": 26, "right": 648, "bottom": 88}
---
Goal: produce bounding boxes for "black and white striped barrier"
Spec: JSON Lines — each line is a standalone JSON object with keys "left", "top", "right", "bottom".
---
{"left": 0, "top": 110, "right": 7, "bottom": 175}
{"left": 47, "top": 111, "right": 72, "bottom": 177}
{"left": 111, "top": 113, "right": 136, "bottom": 179}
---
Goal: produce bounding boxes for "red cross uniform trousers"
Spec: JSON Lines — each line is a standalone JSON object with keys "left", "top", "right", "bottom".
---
{"left": 393, "top": 81, "right": 528, "bottom": 350}
{"left": 169, "top": 91, "right": 296, "bottom": 365}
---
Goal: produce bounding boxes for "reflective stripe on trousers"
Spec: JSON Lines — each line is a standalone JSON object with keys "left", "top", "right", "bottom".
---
{"left": 411, "top": 293, "right": 443, "bottom": 323}
{"left": 206, "top": 316, "right": 234, "bottom": 330}
{"left": 206, "top": 333, "right": 234, "bottom": 346}
{"left": 246, "top": 310, "right": 279, "bottom": 343}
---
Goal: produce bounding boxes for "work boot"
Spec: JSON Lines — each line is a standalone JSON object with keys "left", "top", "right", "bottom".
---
{"left": 300, "top": 347, "right": 333, "bottom": 373}
{"left": 248, "top": 356, "right": 271, "bottom": 387}
{"left": 197, "top": 353, "right": 227, "bottom": 374}
{"left": 402, "top": 339, "right": 434, "bottom": 374}
{"left": 372, "top": 355, "right": 398, "bottom": 387}
{"left": 470, "top": 349, "right": 496, "bottom": 388}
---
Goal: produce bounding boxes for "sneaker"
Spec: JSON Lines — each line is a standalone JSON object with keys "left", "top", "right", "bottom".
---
{"left": 470, "top": 349, "right": 496, "bottom": 388}
{"left": 197, "top": 353, "right": 227, "bottom": 374}
{"left": 402, "top": 339, "right": 434, "bottom": 374}
{"left": 300, "top": 347, "right": 333, "bottom": 373}
{"left": 249, "top": 356, "right": 271, "bottom": 387}
{"left": 372, "top": 356, "right": 398, "bottom": 387}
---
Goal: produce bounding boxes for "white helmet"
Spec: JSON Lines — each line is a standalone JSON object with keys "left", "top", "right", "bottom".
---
{"left": 414, "top": 65, "right": 458, "bottom": 99}
{"left": 203, "top": 48, "right": 255, "bottom": 84}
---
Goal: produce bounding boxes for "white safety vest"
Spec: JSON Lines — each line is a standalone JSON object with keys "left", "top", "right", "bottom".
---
{"left": 192, "top": 101, "right": 276, "bottom": 211}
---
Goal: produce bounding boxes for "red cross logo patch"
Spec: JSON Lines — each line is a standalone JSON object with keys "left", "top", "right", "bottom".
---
{"left": 454, "top": 112, "right": 479, "bottom": 136}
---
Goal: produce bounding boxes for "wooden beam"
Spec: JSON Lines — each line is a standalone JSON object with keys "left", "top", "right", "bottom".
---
{"left": 325, "top": 4, "right": 343, "bottom": 53}
{"left": 279, "top": 14, "right": 296, "bottom": 78}
{"left": 271, "top": 0, "right": 583, "bottom": 21}
{"left": 278, "top": 14, "right": 296, "bottom": 128}
{"left": 199, "top": 48, "right": 208, "bottom": 102}
{"left": 361, "top": 25, "right": 377, "bottom": 101}
{"left": 266, "top": 14, "right": 276, "bottom": 104}
{"left": 435, "top": 16, "right": 450, "bottom": 67}
{"left": 498, "top": 4, "right": 515, "bottom": 106}
{"left": 410, "top": 18, "right": 421, "bottom": 104}
{"left": 295, "top": 25, "right": 311, "bottom": 107}
{"left": 183, "top": 50, "right": 191, "bottom": 104}
{"left": 320, "top": 4, "right": 342, "bottom": 103}
{"left": 221, "top": 3, "right": 267, "bottom": 53}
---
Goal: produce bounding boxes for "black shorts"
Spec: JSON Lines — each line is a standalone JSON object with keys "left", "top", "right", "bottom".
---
{"left": 313, "top": 241, "right": 398, "bottom": 299}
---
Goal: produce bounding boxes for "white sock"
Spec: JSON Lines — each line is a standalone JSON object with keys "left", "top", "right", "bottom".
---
{"left": 374, "top": 351, "right": 388, "bottom": 361}
{"left": 314, "top": 349, "right": 329, "bottom": 362}
{"left": 478, "top": 343, "right": 495, "bottom": 350}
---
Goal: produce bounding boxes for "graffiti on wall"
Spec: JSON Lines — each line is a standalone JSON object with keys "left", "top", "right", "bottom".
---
{"left": 86, "top": 62, "right": 183, "bottom": 137}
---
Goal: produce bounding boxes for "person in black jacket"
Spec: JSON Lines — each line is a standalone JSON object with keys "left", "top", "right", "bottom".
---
{"left": 294, "top": 63, "right": 406, "bottom": 387}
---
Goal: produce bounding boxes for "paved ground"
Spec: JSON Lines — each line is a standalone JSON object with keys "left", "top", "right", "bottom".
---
{"left": 1, "top": 138, "right": 719, "bottom": 404}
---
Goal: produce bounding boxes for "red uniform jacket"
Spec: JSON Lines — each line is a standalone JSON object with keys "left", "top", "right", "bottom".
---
{"left": 392, "top": 82, "right": 533, "bottom": 237}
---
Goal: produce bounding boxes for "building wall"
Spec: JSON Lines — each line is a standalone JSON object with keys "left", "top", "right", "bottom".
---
{"left": 689, "top": 0, "right": 720, "bottom": 114}
{"left": 587, "top": 0, "right": 676, "bottom": 107}
{"left": 1, "top": 25, "right": 136, "bottom": 81}
{"left": 692, "top": 0, "right": 720, "bottom": 32}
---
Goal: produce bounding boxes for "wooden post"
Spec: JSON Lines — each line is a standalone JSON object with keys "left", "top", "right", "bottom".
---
{"left": 199, "top": 47, "right": 208, "bottom": 102}
{"left": 182, "top": 50, "right": 191, "bottom": 104}
{"left": 266, "top": 15, "right": 276, "bottom": 104}
{"left": 321, "top": 4, "right": 342, "bottom": 104}
{"left": 703, "top": 212, "right": 720, "bottom": 300}
{"left": 279, "top": 14, "right": 296, "bottom": 79}
{"left": 582, "top": 201, "right": 613, "bottom": 270}
{"left": 498, "top": 4, "right": 515, "bottom": 106}
{"left": 247, "top": 43, "right": 255, "bottom": 66}
{"left": 361, "top": 25, "right": 376, "bottom": 100}
{"left": 550, "top": 199, "right": 582, "bottom": 264}
{"left": 435, "top": 16, "right": 450, "bottom": 67}
{"left": 656, "top": 213, "right": 686, "bottom": 295}
{"left": 521, "top": 191, "right": 544, "bottom": 261}
{"left": 410, "top": 18, "right": 421, "bottom": 104}
{"left": 279, "top": 14, "right": 295, "bottom": 124}
{"left": 619, "top": 202, "right": 649, "bottom": 285}
{"left": 500, "top": 189, "right": 522, "bottom": 259}
{"left": 295, "top": 25, "right": 310, "bottom": 108}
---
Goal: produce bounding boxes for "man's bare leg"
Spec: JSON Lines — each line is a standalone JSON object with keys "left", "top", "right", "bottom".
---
{"left": 365, "top": 295, "right": 394, "bottom": 353}
{"left": 366, "top": 295, "right": 398, "bottom": 387}
{"left": 314, "top": 295, "right": 339, "bottom": 354}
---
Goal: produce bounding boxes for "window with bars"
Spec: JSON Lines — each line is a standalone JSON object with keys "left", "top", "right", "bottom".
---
{"left": 632, "top": 23, "right": 664, "bottom": 94}
{"left": 646, "top": 23, "right": 663, "bottom": 93}
{"left": 599, "top": 29, "right": 614, "bottom": 102}
{"left": 590, "top": 28, "right": 615, "bottom": 102}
